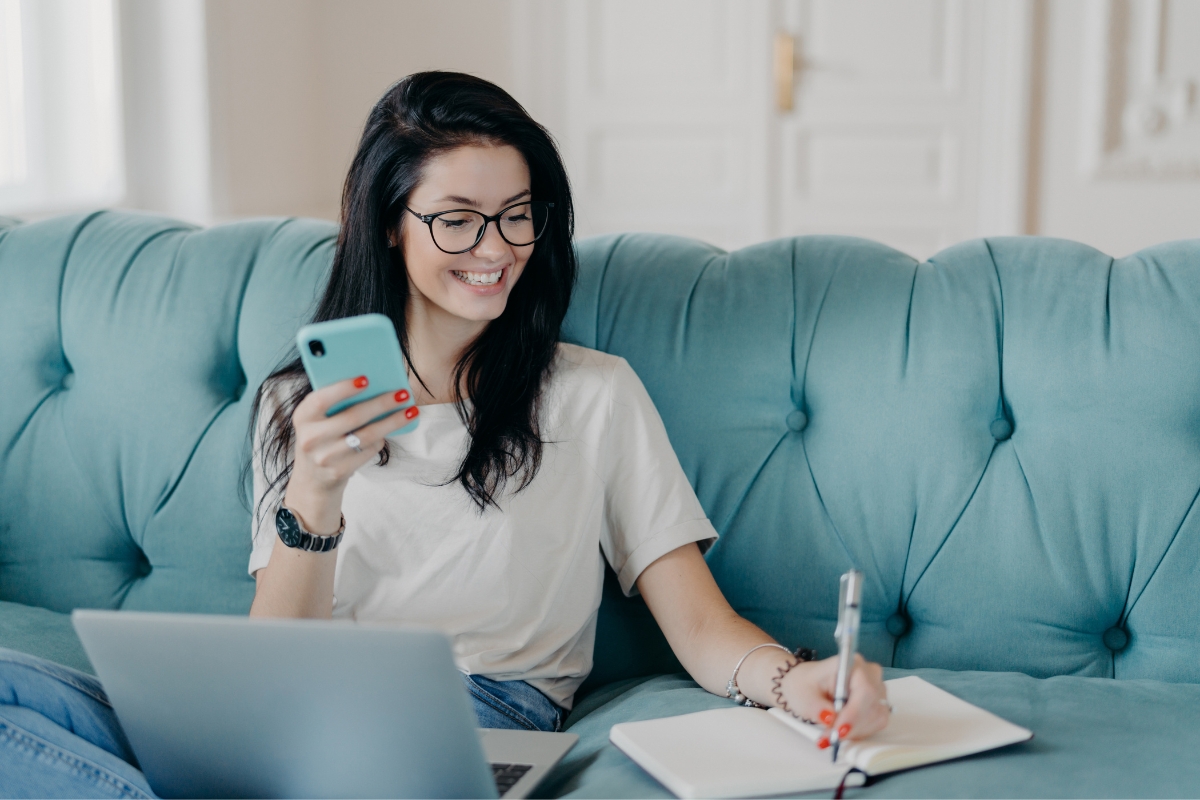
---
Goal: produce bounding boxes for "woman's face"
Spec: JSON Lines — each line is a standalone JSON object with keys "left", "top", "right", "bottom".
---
{"left": 400, "top": 144, "right": 534, "bottom": 326}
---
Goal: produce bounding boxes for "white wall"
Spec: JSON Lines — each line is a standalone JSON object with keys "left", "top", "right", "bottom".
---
{"left": 203, "top": 0, "right": 516, "bottom": 223}
{"left": 24, "top": 0, "right": 1199, "bottom": 255}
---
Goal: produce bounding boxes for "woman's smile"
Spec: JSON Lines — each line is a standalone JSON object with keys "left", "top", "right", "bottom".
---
{"left": 451, "top": 266, "right": 506, "bottom": 293}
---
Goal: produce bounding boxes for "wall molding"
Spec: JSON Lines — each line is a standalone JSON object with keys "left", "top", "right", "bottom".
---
{"left": 1080, "top": 0, "right": 1200, "bottom": 180}
{"left": 976, "top": 0, "right": 1035, "bottom": 236}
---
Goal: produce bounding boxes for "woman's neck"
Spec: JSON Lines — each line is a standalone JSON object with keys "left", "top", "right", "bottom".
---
{"left": 404, "top": 292, "right": 487, "bottom": 405}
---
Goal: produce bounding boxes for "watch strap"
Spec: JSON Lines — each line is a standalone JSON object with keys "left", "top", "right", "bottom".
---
{"left": 275, "top": 506, "right": 345, "bottom": 552}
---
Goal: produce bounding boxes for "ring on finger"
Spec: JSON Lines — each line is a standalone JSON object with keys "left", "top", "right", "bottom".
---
{"left": 344, "top": 433, "right": 363, "bottom": 453}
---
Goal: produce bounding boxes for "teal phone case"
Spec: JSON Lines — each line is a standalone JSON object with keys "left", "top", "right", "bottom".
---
{"left": 296, "top": 314, "right": 418, "bottom": 436}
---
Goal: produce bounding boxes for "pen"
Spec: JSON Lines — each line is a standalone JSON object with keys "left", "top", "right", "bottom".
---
{"left": 830, "top": 569, "right": 862, "bottom": 763}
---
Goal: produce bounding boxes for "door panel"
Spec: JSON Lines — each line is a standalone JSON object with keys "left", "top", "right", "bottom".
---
{"left": 563, "top": 0, "right": 772, "bottom": 249}
{"left": 775, "top": 0, "right": 984, "bottom": 258}
{"left": 536, "top": 0, "right": 1030, "bottom": 259}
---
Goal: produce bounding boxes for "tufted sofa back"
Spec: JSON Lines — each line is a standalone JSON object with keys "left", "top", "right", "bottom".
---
{"left": 3, "top": 212, "right": 1200, "bottom": 685}
{"left": 1, "top": 212, "right": 335, "bottom": 614}
{"left": 567, "top": 232, "right": 1200, "bottom": 686}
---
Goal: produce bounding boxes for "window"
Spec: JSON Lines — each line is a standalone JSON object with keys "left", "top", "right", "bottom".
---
{"left": 0, "top": 0, "right": 122, "bottom": 216}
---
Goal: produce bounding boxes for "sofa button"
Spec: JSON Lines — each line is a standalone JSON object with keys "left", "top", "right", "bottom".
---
{"left": 61, "top": 372, "right": 75, "bottom": 390}
{"left": 786, "top": 410, "right": 808, "bottom": 432}
{"left": 886, "top": 611, "right": 910, "bottom": 637}
{"left": 990, "top": 418, "right": 1012, "bottom": 441}
{"left": 1103, "top": 626, "right": 1129, "bottom": 652}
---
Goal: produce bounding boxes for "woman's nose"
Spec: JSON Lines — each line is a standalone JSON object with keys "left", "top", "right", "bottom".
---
{"left": 471, "top": 220, "right": 510, "bottom": 259}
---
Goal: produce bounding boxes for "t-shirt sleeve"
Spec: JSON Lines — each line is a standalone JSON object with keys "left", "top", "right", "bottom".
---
{"left": 248, "top": 382, "right": 292, "bottom": 577}
{"left": 599, "top": 358, "right": 718, "bottom": 596}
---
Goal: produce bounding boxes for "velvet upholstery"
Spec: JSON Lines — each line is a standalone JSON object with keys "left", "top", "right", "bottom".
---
{"left": 2, "top": 211, "right": 1199, "bottom": 797}
{"left": 564, "top": 233, "right": 1200, "bottom": 688}
{"left": 0, "top": 212, "right": 334, "bottom": 615}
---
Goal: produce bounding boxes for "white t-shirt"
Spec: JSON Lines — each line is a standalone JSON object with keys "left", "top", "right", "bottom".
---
{"left": 249, "top": 343, "right": 717, "bottom": 708}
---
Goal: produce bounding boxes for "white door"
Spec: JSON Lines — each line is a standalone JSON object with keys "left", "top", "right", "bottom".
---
{"left": 519, "top": 0, "right": 1031, "bottom": 260}
{"left": 559, "top": 0, "right": 774, "bottom": 249}
{"left": 773, "top": 0, "right": 1030, "bottom": 258}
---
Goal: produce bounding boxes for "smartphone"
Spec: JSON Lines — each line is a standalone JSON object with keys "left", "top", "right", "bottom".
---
{"left": 296, "top": 313, "right": 418, "bottom": 436}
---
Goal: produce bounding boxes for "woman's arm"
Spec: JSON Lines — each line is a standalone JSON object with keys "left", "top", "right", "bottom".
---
{"left": 249, "top": 378, "right": 415, "bottom": 618}
{"left": 636, "top": 543, "right": 890, "bottom": 742}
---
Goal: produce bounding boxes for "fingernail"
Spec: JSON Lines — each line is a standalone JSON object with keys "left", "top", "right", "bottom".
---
{"left": 838, "top": 724, "right": 851, "bottom": 738}
{"left": 819, "top": 709, "right": 835, "bottom": 725}
{"left": 817, "top": 737, "right": 830, "bottom": 749}
{"left": 395, "top": 389, "right": 410, "bottom": 402}
{"left": 353, "top": 376, "right": 368, "bottom": 389}
{"left": 405, "top": 406, "right": 419, "bottom": 419}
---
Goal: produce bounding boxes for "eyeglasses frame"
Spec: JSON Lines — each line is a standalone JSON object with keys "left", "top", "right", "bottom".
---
{"left": 403, "top": 200, "right": 555, "bottom": 255}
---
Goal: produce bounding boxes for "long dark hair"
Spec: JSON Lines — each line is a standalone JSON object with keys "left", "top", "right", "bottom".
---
{"left": 248, "top": 72, "right": 576, "bottom": 516}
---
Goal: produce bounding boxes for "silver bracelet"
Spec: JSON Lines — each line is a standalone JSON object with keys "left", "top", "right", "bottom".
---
{"left": 726, "top": 643, "right": 793, "bottom": 708}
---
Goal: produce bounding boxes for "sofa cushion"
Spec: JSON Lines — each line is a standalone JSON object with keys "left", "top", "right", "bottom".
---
{"left": 0, "top": 601, "right": 92, "bottom": 674}
{"left": 0, "top": 212, "right": 335, "bottom": 615}
{"left": 565, "top": 233, "right": 1200, "bottom": 686}
{"left": 548, "top": 668, "right": 1200, "bottom": 798}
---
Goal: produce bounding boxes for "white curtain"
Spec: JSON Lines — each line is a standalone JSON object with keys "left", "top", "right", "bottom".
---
{"left": 0, "top": 0, "right": 123, "bottom": 216}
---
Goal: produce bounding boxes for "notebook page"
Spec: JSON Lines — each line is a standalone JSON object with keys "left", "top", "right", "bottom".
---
{"left": 852, "top": 676, "right": 1032, "bottom": 774}
{"left": 609, "top": 707, "right": 860, "bottom": 798}
{"left": 770, "top": 676, "right": 1032, "bottom": 775}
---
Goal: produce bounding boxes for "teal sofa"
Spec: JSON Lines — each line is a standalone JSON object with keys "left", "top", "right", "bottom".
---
{"left": 3, "top": 211, "right": 1200, "bottom": 798}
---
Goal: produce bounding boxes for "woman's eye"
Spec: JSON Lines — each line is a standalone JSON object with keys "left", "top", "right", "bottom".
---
{"left": 438, "top": 218, "right": 470, "bottom": 229}
{"left": 505, "top": 213, "right": 531, "bottom": 223}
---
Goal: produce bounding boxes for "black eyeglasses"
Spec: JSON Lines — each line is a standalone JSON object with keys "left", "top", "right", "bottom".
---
{"left": 404, "top": 201, "right": 554, "bottom": 255}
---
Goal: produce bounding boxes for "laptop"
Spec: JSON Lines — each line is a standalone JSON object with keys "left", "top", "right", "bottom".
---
{"left": 72, "top": 610, "right": 577, "bottom": 799}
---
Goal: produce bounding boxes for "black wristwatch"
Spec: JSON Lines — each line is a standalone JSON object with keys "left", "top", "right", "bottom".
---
{"left": 275, "top": 506, "right": 345, "bottom": 552}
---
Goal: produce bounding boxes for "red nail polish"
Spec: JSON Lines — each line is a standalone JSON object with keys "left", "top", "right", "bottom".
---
{"left": 838, "top": 724, "right": 851, "bottom": 738}
{"left": 353, "top": 376, "right": 368, "bottom": 389}
{"left": 405, "top": 406, "right": 419, "bottom": 419}
{"left": 395, "top": 389, "right": 410, "bottom": 402}
{"left": 817, "top": 737, "right": 830, "bottom": 749}
{"left": 819, "top": 709, "right": 835, "bottom": 725}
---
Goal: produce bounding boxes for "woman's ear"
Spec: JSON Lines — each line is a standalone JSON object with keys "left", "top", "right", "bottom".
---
{"left": 386, "top": 217, "right": 404, "bottom": 249}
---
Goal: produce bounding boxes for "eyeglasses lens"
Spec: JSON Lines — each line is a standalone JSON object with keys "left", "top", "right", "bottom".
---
{"left": 430, "top": 211, "right": 484, "bottom": 253}
{"left": 430, "top": 202, "right": 549, "bottom": 253}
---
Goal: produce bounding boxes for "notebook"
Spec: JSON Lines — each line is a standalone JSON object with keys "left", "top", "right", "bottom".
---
{"left": 608, "top": 676, "right": 1033, "bottom": 798}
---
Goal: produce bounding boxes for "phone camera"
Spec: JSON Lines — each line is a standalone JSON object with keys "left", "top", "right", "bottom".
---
{"left": 308, "top": 340, "right": 325, "bottom": 357}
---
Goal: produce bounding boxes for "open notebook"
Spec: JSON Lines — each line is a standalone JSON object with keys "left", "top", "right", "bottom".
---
{"left": 609, "top": 676, "right": 1032, "bottom": 798}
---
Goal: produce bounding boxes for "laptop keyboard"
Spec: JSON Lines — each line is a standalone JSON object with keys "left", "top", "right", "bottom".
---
{"left": 491, "top": 762, "right": 533, "bottom": 796}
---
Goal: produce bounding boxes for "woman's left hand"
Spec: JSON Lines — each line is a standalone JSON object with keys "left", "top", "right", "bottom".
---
{"left": 774, "top": 653, "right": 890, "bottom": 745}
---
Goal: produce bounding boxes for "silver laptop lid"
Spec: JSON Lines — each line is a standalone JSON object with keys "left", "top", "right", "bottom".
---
{"left": 72, "top": 610, "right": 498, "bottom": 799}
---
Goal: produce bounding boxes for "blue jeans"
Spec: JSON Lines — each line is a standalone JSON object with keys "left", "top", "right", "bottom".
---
{"left": 0, "top": 648, "right": 564, "bottom": 798}
{"left": 463, "top": 673, "right": 563, "bottom": 732}
{"left": 0, "top": 649, "right": 153, "bottom": 799}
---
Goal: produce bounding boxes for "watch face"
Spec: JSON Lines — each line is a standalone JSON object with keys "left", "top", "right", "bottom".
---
{"left": 275, "top": 507, "right": 302, "bottom": 548}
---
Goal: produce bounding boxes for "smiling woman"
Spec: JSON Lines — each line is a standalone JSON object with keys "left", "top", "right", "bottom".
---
{"left": 243, "top": 68, "right": 887, "bottom": 741}
{"left": 400, "top": 147, "right": 542, "bottom": 326}
{"left": 251, "top": 73, "right": 578, "bottom": 519}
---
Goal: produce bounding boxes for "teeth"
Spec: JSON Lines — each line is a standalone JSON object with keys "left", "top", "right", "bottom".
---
{"left": 453, "top": 270, "right": 502, "bottom": 286}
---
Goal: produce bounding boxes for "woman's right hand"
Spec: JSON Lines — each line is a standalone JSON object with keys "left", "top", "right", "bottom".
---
{"left": 283, "top": 376, "right": 418, "bottom": 531}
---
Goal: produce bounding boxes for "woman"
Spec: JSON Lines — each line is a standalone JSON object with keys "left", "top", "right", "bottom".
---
{"left": 0, "top": 72, "right": 887, "bottom": 796}
{"left": 248, "top": 71, "right": 890, "bottom": 736}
